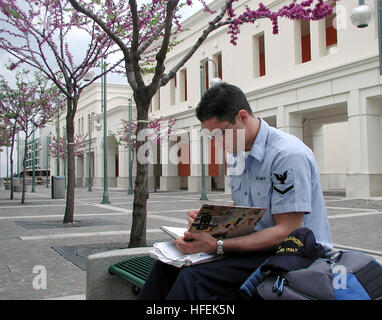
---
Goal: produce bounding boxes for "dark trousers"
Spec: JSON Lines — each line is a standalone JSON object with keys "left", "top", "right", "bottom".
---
{"left": 138, "top": 252, "right": 272, "bottom": 300}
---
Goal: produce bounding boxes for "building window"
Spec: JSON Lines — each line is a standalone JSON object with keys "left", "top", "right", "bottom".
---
{"left": 253, "top": 32, "right": 266, "bottom": 77}
{"left": 301, "top": 20, "right": 311, "bottom": 63}
{"left": 180, "top": 68, "right": 187, "bottom": 102}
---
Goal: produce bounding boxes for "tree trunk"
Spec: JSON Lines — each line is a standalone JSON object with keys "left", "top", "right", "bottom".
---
{"left": 128, "top": 97, "right": 150, "bottom": 248}
{"left": 63, "top": 98, "right": 76, "bottom": 223}
{"left": 21, "top": 132, "right": 28, "bottom": 204}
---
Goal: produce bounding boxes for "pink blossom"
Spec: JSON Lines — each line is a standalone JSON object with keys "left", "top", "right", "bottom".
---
{"left": 226, "top": 0, "right": 336, "bottom": 45}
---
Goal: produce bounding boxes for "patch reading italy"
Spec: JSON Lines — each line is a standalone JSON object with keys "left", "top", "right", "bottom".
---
{"left": 272, "top": 169, "right": 294, "bottom": 195}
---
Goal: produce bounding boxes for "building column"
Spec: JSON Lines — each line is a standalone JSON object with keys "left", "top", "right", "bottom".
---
{"left": 75, "top": 156, "right": 85, "bottom": 187}
{"left": 160, "top": 140, "right": 181, "bottom": 191}
{"left": 346, "top": 90, "right": 382, "bottom": 197}
{"left": 84, "top": 150, "right": 91, "bottom": 188}
{"left": 94, "top": 144, "right": 102, "bottom": 188}
{"left": 310, "top": 121, "right": 325, "bottom": 173}
{"left": 306, "top": 119, "right": 327, "bottom": 189}
{"left": 276, "top": 106, "right": 304, "bottom": 140}
{"left": 188, "top": 126, "right": 211, "bottom": 193}
{"left": 117, "top": 145, "right": 127, "bottom": 188}
{"left": 106, "top": 136, "right": 117, "bottom": 188}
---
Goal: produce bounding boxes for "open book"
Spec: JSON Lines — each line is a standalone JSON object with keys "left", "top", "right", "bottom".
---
{"left": 151, "top": 204, "right": 266, "bottom": 267}
{"left": 161, "top": 204, "right": 266, "bottom": 240}
{"left": 150, "top": 241, "right": 221, "bottom": 268}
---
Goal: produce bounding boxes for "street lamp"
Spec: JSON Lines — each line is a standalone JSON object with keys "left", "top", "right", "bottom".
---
{"left": 101, "top": 58, "right": 110, "bottom": 204}
{"left": 87, "top": 113, "right": 93, "bottom": 192}
{"left": 46, "top": 134, "right": 51, "bottom": 188}
{"left": 127, "top": 95, "right": 134, "bottom": 195}
{"left": 350, "top": 0, "right": 374, "bottom": 28}
{"left": 17, "top": 132, "right": 20, "bottom": 177}
{"left": 63, "top": 126, "right": 67, "bottom": 188}
{"left": 351, "top": 1, "right": 382, "bottom": 75}
{"left": 83, "top": 64, "right": 109, "bottom": 203}
{"left": 199, "top": 58, "right": 222, "bottom": 200}
{"left": 31, "top": 125, "right": 36, "bottom": 193}
{"left": 55, "top": 112, "right": 60, "bottom": 176}
{"left": 6, "top": 146, "right": 8, "bottom": 186}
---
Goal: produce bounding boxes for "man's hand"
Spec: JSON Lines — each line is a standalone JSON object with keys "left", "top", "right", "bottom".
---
{"left": 187, "top": 209, "right": 199, "bottom": 228}
{"left": 175, "top": 231, "right": 217, "bottom": 255}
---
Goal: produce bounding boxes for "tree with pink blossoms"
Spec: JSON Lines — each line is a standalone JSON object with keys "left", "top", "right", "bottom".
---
{"left": 0, "top": 73, "right": 22, "bottom": 200}
{"left": 0, "top": 114, "right": 12, "bottom": 152}
{"left": 67, "top": 0, "right": 337, "bottom": 247}
{"left": 0, "top": 0, "right": 124, "bottom": 222}
{"left": 0, "top": 113, "right": 12, "bottom": 188}
{"left": 49, "top": 133, "right": 88, "bottom": 160}
{"left": 0, "top": 70, "right": 62, "bottom": 204}
{"left": 117, "top": 116, "right": 176, "bottom": 174}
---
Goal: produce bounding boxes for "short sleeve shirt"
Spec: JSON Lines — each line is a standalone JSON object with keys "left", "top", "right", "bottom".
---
{"left": 227, "top": 118, "right": 333, "bottom": 250}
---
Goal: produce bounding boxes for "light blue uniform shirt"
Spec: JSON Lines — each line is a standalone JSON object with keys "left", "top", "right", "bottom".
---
{"left": 227, "top": 118, "right": 333, "bottom": 250}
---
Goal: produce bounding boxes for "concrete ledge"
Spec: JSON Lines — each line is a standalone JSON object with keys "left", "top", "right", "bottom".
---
{"left": 86, "top": 246, "right": 382, "bottom": 300}
{"left": 86, "top": 246, "right": 153, "bottom": 300}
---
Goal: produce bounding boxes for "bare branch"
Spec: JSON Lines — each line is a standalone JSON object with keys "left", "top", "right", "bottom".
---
{"left": 68, "top": 0, "right": 132, "bottom": 63}
{"left": 129, "top": 0, "right": 139, "bottom": 53}
{"left": 149, "top": 0, "right": 179, "bottom": 91}
{"left": 159, "top": 0, "right": 233, "bottom": 87}
{"left": 137, "top": 20, "right": 167, "bottom": 56}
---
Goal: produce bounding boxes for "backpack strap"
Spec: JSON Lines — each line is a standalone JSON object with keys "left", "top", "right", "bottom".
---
{"left": 325, "top": 250, "right": 344, "bottom": 263}
{"left": 240, "top": 257, "right": 271, "bottom": 300}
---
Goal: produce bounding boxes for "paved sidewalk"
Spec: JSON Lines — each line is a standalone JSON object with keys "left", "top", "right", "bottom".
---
{"left": 0, "top": 185, "right": 381, "bottom": 300}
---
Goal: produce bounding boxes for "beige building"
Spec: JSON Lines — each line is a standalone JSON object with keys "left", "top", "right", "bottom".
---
{"left": 53, "top": 0, "right": 382, "bottom": 197}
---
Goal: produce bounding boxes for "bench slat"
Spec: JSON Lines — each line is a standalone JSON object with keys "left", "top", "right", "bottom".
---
{"left": 109, "top": 255, "right": 156, "bottom": 288}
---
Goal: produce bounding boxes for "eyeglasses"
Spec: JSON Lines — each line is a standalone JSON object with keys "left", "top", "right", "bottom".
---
{"left": 204, "top": 111, "right": 238, "bottom": 141}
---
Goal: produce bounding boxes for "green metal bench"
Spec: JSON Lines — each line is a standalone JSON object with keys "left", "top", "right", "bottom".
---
{"left": 108, "top": 255, "right": 156, "bottom": 295}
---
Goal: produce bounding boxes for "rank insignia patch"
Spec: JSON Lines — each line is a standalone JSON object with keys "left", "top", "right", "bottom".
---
{"left": 272, "top": 169, "right": 294, "bottom": 196}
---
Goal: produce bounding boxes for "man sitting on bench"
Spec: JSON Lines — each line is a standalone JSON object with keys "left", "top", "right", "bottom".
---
{"left": 138, "top": 83, "right": 332, "bottom": 300}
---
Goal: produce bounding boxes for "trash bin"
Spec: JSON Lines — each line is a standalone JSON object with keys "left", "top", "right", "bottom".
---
{"left": 13, "top": 177, "right": 22, "bottom": 192}
{"left": 51, "top": 176, "right": 65, "bottom": 199}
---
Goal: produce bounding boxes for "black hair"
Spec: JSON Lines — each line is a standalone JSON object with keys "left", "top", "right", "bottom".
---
{"left": 195, "top": 82, "right": 252, "bottom": 124}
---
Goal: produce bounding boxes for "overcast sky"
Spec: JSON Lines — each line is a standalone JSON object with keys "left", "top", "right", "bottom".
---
{"left": 0, "top": 0, "right": 213, "bottom": 178}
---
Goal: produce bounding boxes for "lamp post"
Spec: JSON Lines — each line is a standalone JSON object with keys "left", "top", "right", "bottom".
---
{"left": 46, "top": 134, "right": 50, "bottom": 188}
{"left": 88, "top": 113, "right": 93, "bottom": 192}
{"left": 6, "top": 146, "right": 8, "bottom": 186}
{"left": 199, "top": 59, "right": 222, "bottom": 200}
{"left": 17, "top": 132, "right": 20, "bottom": 177}
{"left": 56, "top": 112, "right": 60, "bottom": 176}
{"left": 101, "top": 58, "right": 110, "bottom": 204}
{"left": 351, "top": 1, "right": 381, "bottom": 75}
{"left": 127, "top": 95, "right": 133, "bottom": 195}
{"left": 31, "top": 125, "right": 36, "bottom": 193}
